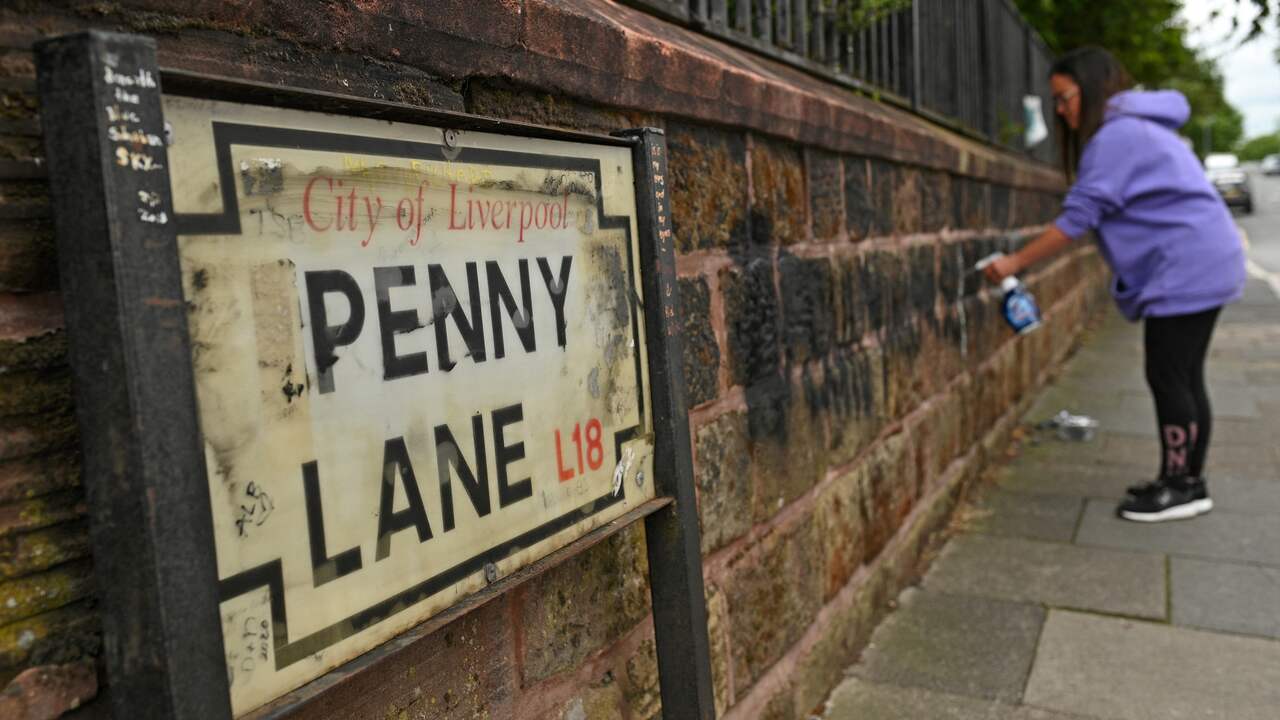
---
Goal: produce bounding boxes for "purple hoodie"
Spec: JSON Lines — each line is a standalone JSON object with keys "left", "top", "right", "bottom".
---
{"left": 1053, "top": 89, "right": 1246, "bottom": 321}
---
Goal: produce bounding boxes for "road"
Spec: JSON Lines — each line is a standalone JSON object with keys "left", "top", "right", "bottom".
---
{"left": 1240, "top": 169, "right": 1280, "bottom": 286}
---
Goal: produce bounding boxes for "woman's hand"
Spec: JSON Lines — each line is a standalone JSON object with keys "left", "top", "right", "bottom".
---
{"left": 983, "top": 254, "right": 1021, "bottom": 284}
{"left": 985, "top": 225, "right": 1073, "bottom": 284}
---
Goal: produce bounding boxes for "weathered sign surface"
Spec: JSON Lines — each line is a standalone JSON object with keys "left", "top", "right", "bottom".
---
{"left": 161, "top": 96, "right": 656, "bottom": 715}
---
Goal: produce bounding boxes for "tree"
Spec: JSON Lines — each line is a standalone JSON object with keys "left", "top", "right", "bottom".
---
{"left": 1226, "top": 0, "right": 1277, "bottom": 42}
{"left": 1238, "top": 132, "right": 1280, "bottom": 160}
{"left": 1012, "top": 0, "right": 1245, "bottom": 156}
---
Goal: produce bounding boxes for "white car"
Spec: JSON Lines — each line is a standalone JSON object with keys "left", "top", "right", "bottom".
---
{"left": 1263, "top": 154, "right": 1280, "bottom": 176}
{"left": 1201, "top": 154, "right": 1252, "bottom": 213}
{"left": 1204, "top": 153, "right": 1240, "bottom": 175}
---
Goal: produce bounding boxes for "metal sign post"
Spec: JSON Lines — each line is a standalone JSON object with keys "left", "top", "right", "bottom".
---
{"left": 37, "top": 30, "right": 714, "bottom": 720}
{"left": 618, "top": 128, "right": 717, "bottom": 716}
{"left": 35, "top": 30, "right": 231, "bottom": 719}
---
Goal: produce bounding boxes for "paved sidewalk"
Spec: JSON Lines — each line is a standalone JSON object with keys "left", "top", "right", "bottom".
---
{"left": 823, "top": 276, "right": 1280, "bottom": 720}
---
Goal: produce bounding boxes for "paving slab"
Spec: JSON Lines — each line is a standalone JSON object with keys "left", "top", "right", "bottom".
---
{"left": 1202, "top": 452, "right": 1280, "bottom": 482}
{"left": 1051, "top": 368, "right": 1148, "bottom": 395}
{"left": 923, "top": 534, "right": 1165, "bottom": 619}
{"left": 994, "top": 463, "right": 1131, "bottom": 500}
{"left": 1011, "top": 440, "right": 1148, "bottom": 475}
{"left": 1075, "top": 406, "right": 1155, "bottom": 437}
{"left": 1027, "top": 386, "right": 1124, "bottom": 420}
{"left": 824, "top": 677, "right": 1094, "bottom": 720}
{"left": 851, "top": 588, "right": 1044, "bottom": 703}
{"left": 1243, "top": 368, "right": 1280, "bottom": 385}
{"left": 1206, "top": 475, "right": 1280, "bottom": 514}
{"left": 1203, "top": 362, "right": 1254, "bottom": 386}
{"left": 1171, "top": 557, "right": 1280, "bottom": 639}
{"left": 1075, "top": 500, "right": 1280, "bottom": 567}
{"left": 1025, "top": 610, "right": 1280, "bottom": 720}
{"left": 1260, "top": 397, "right": 1280, "bottom": 413}
{"left": 955, "top": 489, "right": 1083, "bottom": 542}
{"left": 1244, "top": 386, "right": 1280, "bottom": 403}
{"left": 1206, "top": 417, "right": 1280, "bottom": 447}
{"left": 1118, "top": 385, "right": 1261, "bottom": 418}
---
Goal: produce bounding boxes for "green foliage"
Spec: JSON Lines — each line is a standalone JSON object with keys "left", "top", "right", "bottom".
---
{"left": 1011, "top": 0, "right": 1245, "bottom": 157}
{"left": 995, "top": 110, "right": 1025, "bottom": 147}
{"left": 1238, "top": 132, "right": 1280, "bottom": 160}
{"left": 847, "top": 0, "right": 912, "bottom": 29}
{"left": 831, "top": 0, "right": 912, "bottom": 32}
{"left": 725, "top": 0, "right": 911, "bottom": 36}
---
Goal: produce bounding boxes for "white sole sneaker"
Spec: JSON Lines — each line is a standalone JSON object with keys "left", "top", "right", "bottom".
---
{"left": 1120, "top": 498, "right": 1213, "bottom": 523}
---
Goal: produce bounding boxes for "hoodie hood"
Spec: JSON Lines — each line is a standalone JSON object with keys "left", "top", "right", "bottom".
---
{"left": 1105, "top": 89, "right": 1190, "bottom": 129}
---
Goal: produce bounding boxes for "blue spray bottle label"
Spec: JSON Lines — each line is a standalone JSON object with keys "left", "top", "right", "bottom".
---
{"left": 974, "top": 253, "right": 1042, "bottom": 334}
{"left": 1000, "top": 276, "right": 1041, "bottom": 334}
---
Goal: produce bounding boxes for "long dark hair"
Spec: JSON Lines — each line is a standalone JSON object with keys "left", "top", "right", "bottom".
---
{"left": 1050, "top": 47, "right": 1134, "bottom": 177}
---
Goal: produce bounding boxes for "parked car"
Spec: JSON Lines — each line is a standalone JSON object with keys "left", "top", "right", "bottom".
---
{"left": 1210, "top": 169, "right": 1254, "bottom": 214}
{"left": 1203, "top": 153, "right": 1253, "bottom": 214}
{"left": 1204, "top": 153, "right": 1240, "bottom": 172}
{"left": 1263, "top": 154, "right": 1280, "bottom": 176}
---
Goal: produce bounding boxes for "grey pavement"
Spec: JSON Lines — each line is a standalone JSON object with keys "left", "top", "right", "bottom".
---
{"left": 825, "top": 208, "right": 1280, "bottom": 718}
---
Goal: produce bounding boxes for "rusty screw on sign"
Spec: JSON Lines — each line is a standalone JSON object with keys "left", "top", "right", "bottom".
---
{"left": 483, "top": 562, "right": 498, "bottom": 584}
{"left": 443, "top": 129, "right": 459, "bottom": 149}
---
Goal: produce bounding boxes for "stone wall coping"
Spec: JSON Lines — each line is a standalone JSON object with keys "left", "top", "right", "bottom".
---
{"left": 19, "top": 0, "right": 1069, "bottom": 192}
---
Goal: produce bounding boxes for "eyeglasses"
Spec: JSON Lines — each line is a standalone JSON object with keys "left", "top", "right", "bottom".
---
{"left": 1053, "top": 88, "right": 1079, "bottom": 108}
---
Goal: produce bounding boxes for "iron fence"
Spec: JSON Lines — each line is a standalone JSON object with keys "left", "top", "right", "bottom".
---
{"left": 625, "top": 0, "right": 1057, "bottom": 163}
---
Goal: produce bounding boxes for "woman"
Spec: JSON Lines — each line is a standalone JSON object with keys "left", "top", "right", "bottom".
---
{"left": 984, "top": 47, "right": 1246, "bottom": 522}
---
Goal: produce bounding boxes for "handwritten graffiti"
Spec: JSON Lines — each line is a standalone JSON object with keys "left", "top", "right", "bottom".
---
{"left": 234, "top": 482, "right": 275, "bottom": 537}
{"left": 226, "top": 615, "right": 271, "bottom": 687}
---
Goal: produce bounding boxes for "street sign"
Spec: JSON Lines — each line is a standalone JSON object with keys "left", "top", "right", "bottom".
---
{"left": 163, "top": 96, "right": 656, "bottom": 714}
{"left": 37, "top": 31, "right": 714, "bottom": 720}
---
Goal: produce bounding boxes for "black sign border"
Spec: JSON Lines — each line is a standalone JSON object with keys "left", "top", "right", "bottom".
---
{"left": 35, "top": 30, "right": 715, "bottom": 720}
{"left": 180, "top": 120, "right": 648, "bottom": 671}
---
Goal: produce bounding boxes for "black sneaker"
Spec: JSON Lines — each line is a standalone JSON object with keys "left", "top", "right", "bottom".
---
{"left": 1125, "top": 476, "right": 1210, "bottom": 503}
{"left": 1118, "top": 477, "right": 1212, "bottom": 522}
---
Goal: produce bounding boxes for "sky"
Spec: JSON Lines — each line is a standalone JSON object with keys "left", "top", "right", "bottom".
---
{"left": 1181, "top": 0, "right": 1280, "bottom": 138}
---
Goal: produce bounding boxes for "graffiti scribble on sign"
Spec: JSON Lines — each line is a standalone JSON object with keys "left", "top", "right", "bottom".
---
{"left": 244, "top": 616, "right": 270, "bottom": 663}
{"left": 228, "top": 615, "right": 271, "bottom": 685}
{"left": 234, "top": 482, "right": 275, "bottom": 537}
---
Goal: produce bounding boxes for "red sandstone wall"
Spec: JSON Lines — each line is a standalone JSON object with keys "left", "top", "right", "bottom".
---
{"left": 0, "top": 2, "right": 1109, "bottom": 718}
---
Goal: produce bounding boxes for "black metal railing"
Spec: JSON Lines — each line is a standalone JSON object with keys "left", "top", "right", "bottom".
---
{"left": 626, "top": 0, "right": 1057, "bottom": 163}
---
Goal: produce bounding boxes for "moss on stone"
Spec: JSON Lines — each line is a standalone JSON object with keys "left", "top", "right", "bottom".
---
{"left": 0, "top": 559, "right": 93, "bottom": 626}
{"left": 0, "top": 333, "right": 66, "bottom": 374}
{"left": 0, "top": 407, "right": 79, "bottom": 462}
{"left": 0, "top": 453, "right": 80, "bottom": 505}
{"left": 0, "top": 601, "right": 100, "bottom": 673}
{"left": 1, "top": 490, "right": 86, "bottom": 538}
{"left": 0, "top": 91, "right": 37, "bottom": 122}
{"left": 0, "top": 521, "right": 91, "bottom": 579}
{"left": 0, "top": 368, "right": 72, "bottom": 418}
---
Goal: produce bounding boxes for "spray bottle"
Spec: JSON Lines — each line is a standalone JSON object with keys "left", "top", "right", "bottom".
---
{"left": 975, "top": 253, "right": 1041, "bottom": 334}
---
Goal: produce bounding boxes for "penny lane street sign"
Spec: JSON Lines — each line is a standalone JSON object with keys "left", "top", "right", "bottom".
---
{"left": 171, "top": 95, "right": 658, "bottom": 714}
{"left": 37, "top": 31, "right": 715, "bottom": 719}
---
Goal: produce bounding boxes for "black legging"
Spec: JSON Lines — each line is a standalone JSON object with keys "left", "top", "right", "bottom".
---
{"left": 1144, "top": 307, "right": 1221, "bottom": 479}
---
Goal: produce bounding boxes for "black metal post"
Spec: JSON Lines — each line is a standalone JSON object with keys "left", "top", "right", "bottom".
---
{"left": 35, "top": 31, "right": 230, "bottom": 720}
{"left": 916, "top": 0, "right": 926, "bottom": 110}
{"left": 614, "top": 128, "right": 717, "bottom": 719}
{"left": 979, "top": 0, "right": 993, "bottom": 141}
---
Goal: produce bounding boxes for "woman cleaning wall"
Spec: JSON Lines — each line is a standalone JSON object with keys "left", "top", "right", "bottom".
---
{"left": 983, "top": 46, "right": 1247, "bottom": 523}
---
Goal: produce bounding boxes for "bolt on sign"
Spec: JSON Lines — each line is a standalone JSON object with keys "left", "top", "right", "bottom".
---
{"left": 37, "top": 32, "right": 714, "bottom": 720}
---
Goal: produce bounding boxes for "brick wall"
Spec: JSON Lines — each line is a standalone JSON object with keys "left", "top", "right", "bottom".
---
{"left": 0, "top": 2, "right": 1109, "bottom": 718}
